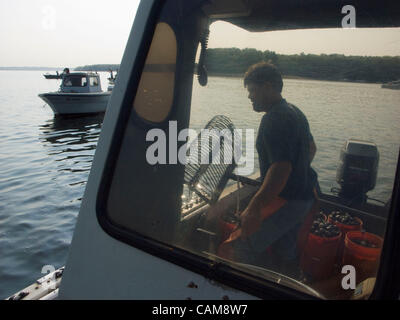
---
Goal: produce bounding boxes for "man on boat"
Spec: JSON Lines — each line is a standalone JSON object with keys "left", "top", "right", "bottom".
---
{"left": 219, "top": 62, "right": 318, "bottom": 274}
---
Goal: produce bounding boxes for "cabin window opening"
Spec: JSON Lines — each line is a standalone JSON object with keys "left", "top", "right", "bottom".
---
{"left": 100, "top": 1, "right": 399, "bottom": 300}
{"left": 90, "top": 76, "right": 99, "bottom": 87}
{"left": 132, "top": 22, "right": 177, "bottom": 123}
{"left": 63, "top": 76, "right": 87, "bottom": 87}
{"left": 180, "top": 20, "right": 399, "bottom": 300}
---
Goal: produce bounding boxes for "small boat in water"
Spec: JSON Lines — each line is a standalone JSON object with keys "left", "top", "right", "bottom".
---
{"left": 43, "top": 68, "right": 70, "bottom": 80}
{"left": 43, "top": 72, "right": 63, "bottom": 80}
{"left": 381, "top": 80, "right": 400, "bottom": 90}
{"left": 39, "top": 72, "right": 111, "bottom": 116}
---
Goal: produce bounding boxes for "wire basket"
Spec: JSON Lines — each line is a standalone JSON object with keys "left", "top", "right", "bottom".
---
{"left": 184, "top": 115, "right": 241, "bottom": 204}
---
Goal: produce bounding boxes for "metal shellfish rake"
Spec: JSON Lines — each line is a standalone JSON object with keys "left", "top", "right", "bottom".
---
{"left": 184, "top": 115, "right": 241, "bottom": 205}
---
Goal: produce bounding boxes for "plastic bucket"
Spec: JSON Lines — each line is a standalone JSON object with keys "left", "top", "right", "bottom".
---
{"left": 328, "top": 216, "right": 363, "bottom": 238}
{"left": 342, "top": 231, "right": 383, "bottom": 283}
{"left": 297, "top": 211, "right": 327, "bottom": 254}
{"left": 300, "top": 231, "right": 342, "bottom": 281}
{"left": 328, "top": 216, "right": 363, "bottom": 264}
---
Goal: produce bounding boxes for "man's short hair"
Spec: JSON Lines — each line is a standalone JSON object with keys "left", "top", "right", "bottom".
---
{"left": 244, "top": 62, "right": 283, "bottom": 93}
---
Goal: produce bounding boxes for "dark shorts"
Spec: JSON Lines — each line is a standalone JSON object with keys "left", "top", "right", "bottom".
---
{"left": 231, "top": 198, "right": 314, "bottom": 264}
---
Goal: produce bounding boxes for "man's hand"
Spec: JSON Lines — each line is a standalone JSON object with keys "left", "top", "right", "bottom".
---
{"left": 239, "top": 201, "right": 262, "bottom": 240}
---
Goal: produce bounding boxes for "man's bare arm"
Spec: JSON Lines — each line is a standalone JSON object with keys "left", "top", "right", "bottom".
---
{"left": 251, "top": 161, "right": 291, "bottom": 209}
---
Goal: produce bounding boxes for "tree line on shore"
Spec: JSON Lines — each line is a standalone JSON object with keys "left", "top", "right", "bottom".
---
{"left": 75, "top": 64, "right": 119, "bottom": 72}
{"left": 75, "top": 48, "right": 400, "bottom": 83}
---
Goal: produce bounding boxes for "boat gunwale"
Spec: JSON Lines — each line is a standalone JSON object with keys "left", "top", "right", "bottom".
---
{"left": 39, "top": 92, "right": 112, "bottom": 97}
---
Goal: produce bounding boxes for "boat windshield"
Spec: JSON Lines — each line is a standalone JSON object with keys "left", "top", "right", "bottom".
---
{"left": 63, "top": 75, "right": 87, "bottom": 87}
{"left": 100, "top": 0, "right": 400, "bottom": 300}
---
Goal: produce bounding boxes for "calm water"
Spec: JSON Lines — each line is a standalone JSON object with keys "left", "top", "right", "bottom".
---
{"left": 1, "top": 71, "right": 400, "bottom": 298}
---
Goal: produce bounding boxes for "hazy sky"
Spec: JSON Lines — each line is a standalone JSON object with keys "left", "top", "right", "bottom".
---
{"left": 1, "top": 0, "right": 399, "bottom": 67}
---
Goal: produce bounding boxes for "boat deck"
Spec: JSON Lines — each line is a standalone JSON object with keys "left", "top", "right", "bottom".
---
{"left": 179, "top": 178, "right": 388, "bottom": 300}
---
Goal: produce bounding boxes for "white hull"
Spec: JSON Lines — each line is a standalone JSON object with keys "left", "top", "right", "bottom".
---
{"left": 7, "top": 267, "right": 64, "bottom": 300}
{"left": 39, "top": 92, "right": 111, "bottom": 115}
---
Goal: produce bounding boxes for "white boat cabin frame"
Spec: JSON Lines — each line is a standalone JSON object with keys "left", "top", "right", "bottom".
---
{"left": 60, "top": 73, "right": 103, "bottom": 93}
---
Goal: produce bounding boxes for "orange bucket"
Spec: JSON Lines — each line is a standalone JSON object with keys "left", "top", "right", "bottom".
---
{"left": 342, "top": 231, "right": 383, "bottom": 283}
{"left": 300, "top": 231, "right": 342, "bottom": 281}
{"left": 328, "top": 215, "right": 363, "bottom": 264}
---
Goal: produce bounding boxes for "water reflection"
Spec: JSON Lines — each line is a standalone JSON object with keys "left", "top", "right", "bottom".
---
{"left": 40, "top": 114, "right": 103, "bottom": 143}
{"left": 39, "top": 114, "right": 104, "bottom": 174}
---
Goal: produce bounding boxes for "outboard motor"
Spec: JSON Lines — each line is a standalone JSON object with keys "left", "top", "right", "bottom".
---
{"left": 336, "top": 139, "right": 379, "bottom": 205}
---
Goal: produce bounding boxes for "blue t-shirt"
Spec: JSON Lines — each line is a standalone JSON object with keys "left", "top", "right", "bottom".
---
{"left": 256, "top": 99, "right": 317, "bottom": 200}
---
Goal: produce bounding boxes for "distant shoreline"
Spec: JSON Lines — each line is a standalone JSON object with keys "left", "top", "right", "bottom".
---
{"left": 204, "top": 72, "right": 379, "bottom": 84}
{"left": 0, "top": 67, "right": 63, "bottom": 71}
{"left": 0, "top": 68, "right": 381, "bottom": 84}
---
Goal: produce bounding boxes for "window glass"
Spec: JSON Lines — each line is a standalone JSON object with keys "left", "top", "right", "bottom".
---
{"left": 63, "top": 75, "right": 87, "bottom": 87}
{"left": 133, "top": 22, "right": 177, "bottom": 123}
{"left": 104, "top": 1, "right": 400, "bottom": 300}
{"left": 89, "top": 76, "right": 98, "bottom": 86}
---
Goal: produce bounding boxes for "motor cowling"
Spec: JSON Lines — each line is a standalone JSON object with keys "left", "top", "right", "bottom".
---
{"left": 336, "top": 139, "right": 379, "bottom": 204}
